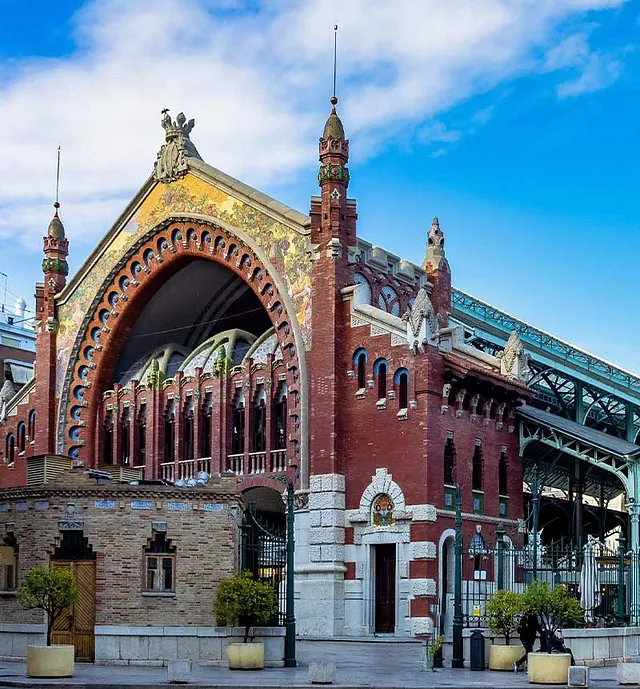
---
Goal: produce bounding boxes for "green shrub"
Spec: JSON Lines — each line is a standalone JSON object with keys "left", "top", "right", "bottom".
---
{"left": 214, "top": 571, "right": 278, "bottom": 643}
{"left": 17, "top": 567, "right": 78, "bottom": 646}
{"left": 486, "top": 589, "right": 523, "bottom": 645}
{"left": 522, "top": 581, "right": 583, "bottom": 641}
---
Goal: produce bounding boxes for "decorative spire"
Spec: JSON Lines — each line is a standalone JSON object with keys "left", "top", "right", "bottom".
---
{"left": 321, "top": 24, "right": 346, "bottom": 142}
{"left": 42, "top": 145, "right": 69, "bottom": 283}
{"left": 153, "top": 109, "right": 202, "bottom": 183}
{"left": 423, "top": 217, "right": 447, "bottom": 271}
{"left": 47, "top": 147, "right": 65, "bottom": 240}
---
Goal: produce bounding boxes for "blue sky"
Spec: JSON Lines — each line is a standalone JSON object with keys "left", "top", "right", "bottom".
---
{"left": 0, "top": 0, "right": 639, "bottom": 371}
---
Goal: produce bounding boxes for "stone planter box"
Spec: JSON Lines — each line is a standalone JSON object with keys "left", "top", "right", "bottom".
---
{"left": 227, "top": 642, "right": 264, "bottom": 670}
{"left": 27, "top": 645, "right": 74, "bottom": 678}
{"left": 528, "top": 652, "right": 571, "bottom": 684}
{"left": 489, "top": 644, "right": 524, "bottom": 670}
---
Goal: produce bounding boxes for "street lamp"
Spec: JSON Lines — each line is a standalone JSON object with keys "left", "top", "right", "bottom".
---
{"left": 284, "top": 464, "right": 298, "bottom": 668}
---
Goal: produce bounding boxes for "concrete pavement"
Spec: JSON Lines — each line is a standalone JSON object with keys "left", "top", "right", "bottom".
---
{"left": 0, "top": 640, "right": 622, "bottom": 688}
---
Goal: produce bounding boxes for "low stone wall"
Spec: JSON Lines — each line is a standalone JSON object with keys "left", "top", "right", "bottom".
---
{"left": 459, "top": 627, "right": 640, "bottom": 668}
{"left": 0, "top": 624, "right": 46, "bottom": 660}
{"left": 95, "top": 626, "right": 285, "bottom": 667}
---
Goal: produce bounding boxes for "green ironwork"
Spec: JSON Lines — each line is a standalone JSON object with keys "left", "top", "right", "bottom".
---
{"left": 452, "top": 485, "right": 463, "bottom": 669}
{"left": 284, "top": 480, "right": 296, "bottom": 668}
{"left": 496, "top": 522, "right": 505, "bottom": 591}
{"left": 531, "top": 466, "right": 540, "bottom": 581}
{"left": 618, "top": 535, "right": 625, "bottom": 626}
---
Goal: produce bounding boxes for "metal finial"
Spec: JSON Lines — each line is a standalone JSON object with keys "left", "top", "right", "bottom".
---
{"left": 331, "top": 24, "right": 338, "bottom": 106}
{"left": 54, "top": 145, "right": 61, "bottom": 213}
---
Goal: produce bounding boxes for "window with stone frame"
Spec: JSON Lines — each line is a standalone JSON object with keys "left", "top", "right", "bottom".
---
{"left": 354, "top": 349, "right": 367, "bottom": 390}
{"left": 119, "top": 407, "right": 131, "bottom": 465}
{"left": 5, "top": 434, "right": 15, "bottom": 465}
{"left": 17, "top": 423, "right": 26, "bottom": 454}
{"left": 103, "top": 410, "right": 114, "bottom": 465}
{"left": 374, "top": 359, "right": 388, "bottom": 400}
{"left": 472, "top": 441, "right": 483, "bottom": 491}
{"left": 136, "top": 404, "right": 147, "bottom": 467}
{"left": 252, "top": 387, "right": 267, "bottom": 453}
{"left": 0, "top": 533, "right": 18, "bottom": 592}
{"left": 183, "top": 397, "right": 195, "bottom": 460}
{"left": 231, "top": 395, "right": 245, "bottom": 455}
{"left": 498, "top": 448, "right": 508, "bottom": 496}
{"left": 200, "top": 393, "right": 212, "bottom": 456}
{"left": 28, "top": 410, "right": 36, "bottom": 443}
{"left": 143, "top": 533, "right": 176, "bottom": 594}
{"left": 395, "top": 369, "right": 409, "bottom": 409}
{"left": 273, "top": 383, "right": 287, "bottom": 450}
{"left": 164, "top": 400, "right": 175, "bottom": 463}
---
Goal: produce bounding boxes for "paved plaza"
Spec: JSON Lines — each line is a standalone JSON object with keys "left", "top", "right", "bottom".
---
{"left": 0, "top": 640, "right": 626, "bottom": 688}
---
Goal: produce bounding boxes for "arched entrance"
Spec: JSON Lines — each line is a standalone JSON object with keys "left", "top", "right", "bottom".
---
{"left": 58, "top": 216, "right": 306, "bottom": 484}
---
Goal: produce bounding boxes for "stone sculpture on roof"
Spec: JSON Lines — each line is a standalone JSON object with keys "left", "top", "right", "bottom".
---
{"left": 403, "top": 288, "right": 440, "bottom": 353}
{"left": 497, "top": 330, "right": 530, "bottom": 382}
{"left": 153, "top": 109, "right": 202, "bottom": 183}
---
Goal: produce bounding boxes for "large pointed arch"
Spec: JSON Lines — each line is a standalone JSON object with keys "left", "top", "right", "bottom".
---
{"left": 58, "top": 214, "right": 308, "bottom": 483}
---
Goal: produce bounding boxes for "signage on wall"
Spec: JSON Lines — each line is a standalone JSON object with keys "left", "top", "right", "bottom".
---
{"left": 58, "top": 502, "right": 83, "bottom": 531}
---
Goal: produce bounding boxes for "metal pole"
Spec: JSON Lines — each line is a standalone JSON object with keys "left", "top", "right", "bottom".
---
{"left": 618, "top": 534, "right": 626, "bottom": 626}
{"left": 496, "top": 522, "right": 505, "bottom": 591}
{"left": 532, "top": 467, "right": 539, "bottom": 581}
{"left": 284, "top": 480, "right": 297, "bottom": 667}
{"left": 452, "top": 484, "right": 464, "bottom": 669}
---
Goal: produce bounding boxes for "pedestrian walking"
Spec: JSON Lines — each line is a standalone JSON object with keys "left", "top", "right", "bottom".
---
{"left": 513, "top": 612, "right": 540, "bottom": 673}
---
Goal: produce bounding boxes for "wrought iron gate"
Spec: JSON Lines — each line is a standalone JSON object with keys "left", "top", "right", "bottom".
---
{"left": 241, "top": 507, "right": 287, "bottom": 625}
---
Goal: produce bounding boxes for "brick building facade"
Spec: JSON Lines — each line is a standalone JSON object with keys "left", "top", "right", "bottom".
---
{"left": 0, "top": 102, "right": 533, "bottom": 640}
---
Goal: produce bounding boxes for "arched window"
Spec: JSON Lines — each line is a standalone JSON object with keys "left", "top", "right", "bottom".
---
{"left": 183, "top": 398, "right": 194, "bottom": 460}
{"left": 136, "top": 405, "right": 146, "bottom": 467}
{"left": 499, "top": 449, "right": 508, "bottom": 496}
{"left": 252, "top": 388, "right": 266, "bottom": 453}
{"left": 1, "top": 533, "right": 18, "bottom": 592}
{"left": 353, "top": 348, "right": 368, "bottom": 390}
{"left": 273, "top": 384, "right": 287, "bottom": 450}
{"left": 472, "top": 441, "right": 483, "bottom": 491}
{"left": 378, "top": 285, "right": 400, "bottom": 315}
{"left": 200, "top": 393, "right": 212, "bottom": 457}
{"left": 354, "top": 273, "right": 372, "bottom": 305}
{"left": 103, "top": 412, "right": 114, "bottom": 465}
{"left": 164, "top": 401, "right": 175, "bottom": 463}
{"left": 27, "top": 410, "right": 36, "bottom": 442}
{"left": 374, "top": 359, "right": 388, "bottom": 400}
{"left": 144, "top": 532, "right": 176, "bottom": 593}
{"left": 232, "top": 393, "right": 245, "bottom": 455}
{"left": 443, "top": 436, "right": 456, "bottom": 485}
{"left": 395, "top": 369, "right": 409, "bottom": 409}
{"left": 119, "top": 408, "right": 130, "bottom": 466}
{"left": 17, "top": 423, "right": 26, "bottom": 453}
{"left": 5, "top": 434, "right": 15, "bottom": 464}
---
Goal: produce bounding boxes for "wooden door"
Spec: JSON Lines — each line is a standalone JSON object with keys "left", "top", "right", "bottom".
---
{"left": 374, "top": 544, "right": 396, "bottom": 633}
{"left": 51, "top": 561, "right": 96, "bottom": 661}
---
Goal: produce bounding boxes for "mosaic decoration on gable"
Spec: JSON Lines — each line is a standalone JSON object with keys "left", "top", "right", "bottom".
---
{"left": 56, "top": 173, "right": 313, "bottom": 395}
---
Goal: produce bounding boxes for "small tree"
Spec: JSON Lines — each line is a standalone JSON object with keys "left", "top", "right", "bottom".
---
{"left": 214, "top": 571, "right": 278, "bottom": 643}
{"left": 486, "top": 589, "right": 523, "bottom": 645}
{"left": 17, "top": 567, "right": 78, "bottom": 646}
{"left": 522, "top": 581, "right": 583, "bottom": 647}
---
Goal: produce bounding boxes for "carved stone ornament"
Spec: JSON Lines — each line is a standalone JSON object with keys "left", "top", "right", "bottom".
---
{"left": 402, "top": 288, "right": 439, "bottom": 352}
{"left": 153, "top": 110, "right": 202, "bottom": 183}
{"left": 497, "top": 330, "right": 530, "bottom": 382}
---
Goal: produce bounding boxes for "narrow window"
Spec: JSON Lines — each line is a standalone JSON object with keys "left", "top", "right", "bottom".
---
{"left": 273, "top": 386, "right": 287, "bottom": 450}
{"left": 119, "top": 408, "right": 130, "bottom": 466}
{"left": 103, "top": 412, "right": 113, "bottom": 465}
{"left": 17, "top": 423, "right": 26, "bottom": 453}
{"left": 143, "top": 533, "right": 176, "bottom": 593}
{"left": 164, "top": 402, "right": 175, "bottom": 462}
{"left": 183, "top": 400, "right": 194, "bottom": 460}
{"left": 398, "top": 372, "right": 408, "bottom": 409}
{"left": 6, "top": 434, "right": 15, "bottom": 464}
{"left": 377, "top": 362, "right": 387, "bottom": 399}
{"left": 499, "top": 449, "right": 508, "bottom": 496}
{"left": 1, "top": 534, "right": 18, "bottom": 591}
{"left": 28, "top": 410, "right": 36, "bottom": 442}
{"left": 444, "top": 437, "right": 456, "bottom": 485}
{"left": 137, "top": 405, "right": 146, "bottom": 466}
{"left": 472, "top": 442, "right": 483, "bottom": 491}
{"left": 357, "top": 352, "right": 366, "bottom": 389}
{"left": 200, "top": 394, "right": 212, "bottom": 457}
{"left": 232, "top": 401, "right": 245, "bottom": 454}
{"left": 253, "top": 400, "right": 266, "bottom": 452}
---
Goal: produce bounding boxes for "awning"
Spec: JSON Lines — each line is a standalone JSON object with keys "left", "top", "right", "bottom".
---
{"left": 8, "top": 363, "right": 33, "bottom": 385}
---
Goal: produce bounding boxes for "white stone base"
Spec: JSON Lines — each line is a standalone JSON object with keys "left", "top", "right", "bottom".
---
{"left": 617, "top": 662, "right": 640, "bottom": 685}
{"left": 568, "top": 665, "right": 589, "bottom": 687}
{"left": 0, "top": 624, "right": 47, "bottom": 661}
{"left": 168, "top": 659, "right": 192, "bottom": 683}
{"left": 94, "top": 627, "right": 284, "bottom": 667}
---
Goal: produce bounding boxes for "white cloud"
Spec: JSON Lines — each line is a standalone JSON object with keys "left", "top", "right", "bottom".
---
{"left": 0, "top": 0, "right": 629, "bottom": 248}
{"left": 557, "top": 51, "right": 621, "bottom": 97}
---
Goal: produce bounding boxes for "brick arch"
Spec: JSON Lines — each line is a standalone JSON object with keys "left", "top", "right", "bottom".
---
{"left": 60, "top": 216, "right": 304, "bottom": 475}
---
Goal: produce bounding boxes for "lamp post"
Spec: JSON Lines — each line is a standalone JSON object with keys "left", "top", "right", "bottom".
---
{"left": 284, "top": 465, "right": 298, "bottom": 668}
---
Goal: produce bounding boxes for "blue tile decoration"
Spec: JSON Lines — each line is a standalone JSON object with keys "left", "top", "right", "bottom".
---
{"left": 203, "top": 503, "right": 223, "bottom": 512}
{"left": 35, "top": 502, "right": 49, "bottom": 510}
{"left": 95, "top": 500, "right": 116, "bottom": 509}
{"left": 168, "top": 502, "right": 189, "bottom": 511}
{"left": 131, "top": 501, "right": 152, "bottom": 510}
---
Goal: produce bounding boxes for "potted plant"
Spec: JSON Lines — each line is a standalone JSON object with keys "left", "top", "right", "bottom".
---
{"left": 522, "top": 581, "right": 582, "bottom": 684}
{"left": 486, "top": 589, "right": 524, "bottom": 670}
{"left": 17, "top": 566, "right": 78, "bottom": 678}
{"left": 425, "top": 635, "right": 444, "bottom": 670}
{"left": 214, "top": 570, "right": 278, "bottom": 670}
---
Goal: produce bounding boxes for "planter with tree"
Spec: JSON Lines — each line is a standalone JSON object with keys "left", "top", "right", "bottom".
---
{"left": 424, "top": 635, "right": 444, "bottom": 670}
{"left": 522, "top": 581, "right": 583, "bottom": 684}
{"left": 486, "top": 589, "right": 524, "bottom": 670}
{"left": 214, "top": 570, "right": 278, "bottom": 670}
{"left": 17, "top": 567, "right": 78, "bottom": 678}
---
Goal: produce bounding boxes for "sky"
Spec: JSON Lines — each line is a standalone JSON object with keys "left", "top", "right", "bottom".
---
{"left": 0, "top": 0, "right": 639, "bottom": 371}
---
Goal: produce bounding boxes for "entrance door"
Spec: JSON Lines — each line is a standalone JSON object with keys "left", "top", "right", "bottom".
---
{"left": 374, "top": 544, "right": 396, "bottom": 633}
{"left": 51, "top": 560, "right": 96, "bottom": 661}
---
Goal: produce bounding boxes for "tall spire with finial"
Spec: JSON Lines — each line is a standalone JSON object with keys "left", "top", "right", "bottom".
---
{"left": 422, "top": 216, "right": 450, "bottom": 326}
{"left": 423, "top": 217, "right": 447, "bottom": 271}
{"left": 42, "top": 145, "right": 69, "bottom": 289}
